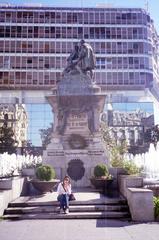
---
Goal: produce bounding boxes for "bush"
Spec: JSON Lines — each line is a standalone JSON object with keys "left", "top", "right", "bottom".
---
{"left": 36, "top": 165, "right": 56, "bottom": 181}
{"left": 123, "top": 160, "right": 140, "bottom": 175}
{"left": 94, "top": 164, "right": 109, "bottom": 178}
{"left": 154, "top": 197, "right": 159, "bottom": 219}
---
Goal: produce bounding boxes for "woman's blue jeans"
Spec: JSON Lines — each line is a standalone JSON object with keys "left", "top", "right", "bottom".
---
{"left": 57, "top": 194, "right": 69, "bottom": 210}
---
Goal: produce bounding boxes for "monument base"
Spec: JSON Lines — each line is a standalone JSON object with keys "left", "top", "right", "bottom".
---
{"left": 43, "top": 72, "right": 108, "bottom": 187}
{"left": 43, "top": 144, "right": 108, "bottom": 187}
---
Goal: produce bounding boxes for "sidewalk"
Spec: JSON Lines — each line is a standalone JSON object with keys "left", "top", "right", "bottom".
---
{"left": 0, "top": 219, "right": 159, "bottom": 240}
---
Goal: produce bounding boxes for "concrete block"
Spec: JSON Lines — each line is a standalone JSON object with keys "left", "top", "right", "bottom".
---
{"left": 119, "top": 175, "right": 143, "bottom": 198}
{"left": 0, "top": 177, "right": 27, "bottom": 216}
{"left": 0, "top": 178, "right": 13, "bottom": 190}
{"left": 0, "top": 192, "right": 4, "bottom": 216}
{"left": 0, "top": 190, "right": 11, "bottom": 216}
{"left": 127, "top": 188, "right": 154, "bottom": 222}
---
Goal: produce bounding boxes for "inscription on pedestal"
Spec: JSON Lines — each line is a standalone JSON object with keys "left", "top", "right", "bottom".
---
{"left": 47, "top": 151, "right": 64, "bottom": 156}
{"left": 88, "top": 150, "right": 104, "bottom": 155}
{"left": 66, "top": 112, "right": 88, "bottom": 132}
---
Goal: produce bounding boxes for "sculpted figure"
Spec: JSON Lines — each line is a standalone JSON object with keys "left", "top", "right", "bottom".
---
{"left": 63, "top": 40, "right": 96, "bottom": 78}
{"left": 78, "top": 39, "right": 96, "bottom": 79}
{"left": 63, "top": 45, "right": 80, "bottom": 75}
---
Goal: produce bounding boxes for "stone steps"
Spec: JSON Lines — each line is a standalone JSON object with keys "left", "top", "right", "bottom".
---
{"left": 7, "top": 196, "right": 128, "bottom": 207}
{"left": 4, "top": 200, "right": 130, "bottom": 220}
{"left": 5, "top": 205, "right": 129, "bottom": 214}
{"left": 3, "top": 211, "right": 130, "bottom": 220}
{"left": 3, "top": 191, "right": 131, "bottom": 220}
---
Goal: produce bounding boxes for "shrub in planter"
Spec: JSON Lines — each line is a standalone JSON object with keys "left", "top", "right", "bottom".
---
{"left": 31, "top": 165, "right": 59, "bottom": 193}
{"left": 36, "top": 164, "right": 55, "bottom": 181}
{"left": 94, "top": 164, "right": 109, "bottom": 178}
{"left": 90, "top": 164, "right": 113, "bottom": 191}
{"left": 123, "top": 160, "right": 140, "bottom": 175}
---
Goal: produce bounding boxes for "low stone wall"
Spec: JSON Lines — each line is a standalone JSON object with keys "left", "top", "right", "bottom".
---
{"left": 127, "top": 188, "right": 154, "bottom": 222}
{"left": 0, "top": 177, "right": 27, "bottom": 216}
{"left": 119, "top": 175, "right": 143, "bottom": 198}
{"left": 118, "top": 175, "right": 154, "bottom": 222}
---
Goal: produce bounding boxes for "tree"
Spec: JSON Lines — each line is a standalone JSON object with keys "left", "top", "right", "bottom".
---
{"left": 0, "top": 125, "right": 18, "bottom": 154}
{"left": 100, "top": 123, "right": 140, "bottom": 174}
{"left": 100, "top": 123, "right": 128, "bottom": 167}
{"left": 22, "top": 140, "right": 42, "bottom": 156}
{"left": 39, "top": 123, "right": 53, "bottom": 149}
{"left": 144, "top": 124, "right": 159, "bottom": 148}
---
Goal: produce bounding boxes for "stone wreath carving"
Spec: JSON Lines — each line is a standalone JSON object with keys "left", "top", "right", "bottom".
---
{"left": 67, "top": 159, "right": 85, "bottom": 181}
{"left": 68, "top": 134, "right": 87, "bottom": 149}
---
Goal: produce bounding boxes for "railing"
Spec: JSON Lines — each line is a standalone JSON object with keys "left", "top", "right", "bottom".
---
{"left": 0, "top": 152, "right": 42, "bottom": 178}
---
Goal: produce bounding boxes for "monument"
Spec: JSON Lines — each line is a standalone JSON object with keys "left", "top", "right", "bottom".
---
{"left": 43, "top": 40, "right": 108, "bottom": 187}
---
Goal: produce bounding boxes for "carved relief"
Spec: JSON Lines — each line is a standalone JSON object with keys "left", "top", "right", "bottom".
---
{"left": 67, "top": 159, "right": 85, "bottom": 181}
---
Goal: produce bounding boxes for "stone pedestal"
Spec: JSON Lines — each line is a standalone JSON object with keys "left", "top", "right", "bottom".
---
{"left": 127, "top": 188, "right": 154, "bottom": 222}
{"left": 43, "top": 73, "right": 108, "bottom": 187}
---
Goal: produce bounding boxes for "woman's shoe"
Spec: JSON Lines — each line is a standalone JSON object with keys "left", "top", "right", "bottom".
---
{"left": 65, "top": 208, "right": 69, "bottom": 214}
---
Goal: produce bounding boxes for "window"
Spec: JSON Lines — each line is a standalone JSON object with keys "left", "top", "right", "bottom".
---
{"left": 27, "top": 59, "right": 32, "bottom": 64}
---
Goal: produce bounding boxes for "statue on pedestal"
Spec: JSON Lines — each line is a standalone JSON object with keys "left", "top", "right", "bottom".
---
{"left": 56, "top": 40, "right": 97, "bottom": 135}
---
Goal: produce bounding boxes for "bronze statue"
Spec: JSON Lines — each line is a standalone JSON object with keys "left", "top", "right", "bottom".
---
{"left": 63, "top": 44, "right": 79, "bottom": 75}
{"left": 63, "top": 40, "right": 96, "bottom": 78}
{"left": 78, "top": 39, "right": 96, "bottom": 79}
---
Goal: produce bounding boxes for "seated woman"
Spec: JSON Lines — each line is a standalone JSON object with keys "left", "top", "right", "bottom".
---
{"left": 57, "top": 175, "right": 72, "bottom": 214}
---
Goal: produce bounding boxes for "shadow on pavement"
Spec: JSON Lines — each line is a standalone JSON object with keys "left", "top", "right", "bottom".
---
{"left": 96, "top": 219, "right": 134, "bottom": 228}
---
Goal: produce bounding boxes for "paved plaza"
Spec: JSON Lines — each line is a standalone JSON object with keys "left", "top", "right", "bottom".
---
{"left": 0, "top": 219, "right": 159, "bottom": 240}
{"left": 1, "top": 189, "right": 158, "bottom": 240}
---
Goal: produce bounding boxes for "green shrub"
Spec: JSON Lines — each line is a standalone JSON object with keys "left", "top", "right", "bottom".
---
{"left": 123, "top": 160, "right": 140, "bottom": 175}
{"left": 94, "top": 164, "right": 109, "bottom": 178}
{"left": 36, "top": 165, "right": 56, "bottom": 181}
{"left": 154, "top": 196, "right": 159, "bottom": 219}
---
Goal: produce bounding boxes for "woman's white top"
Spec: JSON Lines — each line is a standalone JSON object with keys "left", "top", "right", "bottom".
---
{"left": 57, "top": 182, "right": 72, "bottom": 195}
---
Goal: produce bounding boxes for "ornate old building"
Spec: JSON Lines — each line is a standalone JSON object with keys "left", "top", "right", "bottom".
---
{"left": 0, "top": 104, "right": 28, "bottom": 149}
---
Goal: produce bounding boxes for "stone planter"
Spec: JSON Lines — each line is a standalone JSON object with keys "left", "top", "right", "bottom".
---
{"left": 0, "top": 178, "right": 13, "bottom": 190}
{"left": 90, "top": 178, "right": 113, "bottom": 194}
{"left": 119, "top": 175, "right": 143, "bottom": 198}
{"left": 109, "top": 167, "right": 127, "bottom": 190}
{"left": 0, "top": 176, "right": 27, "bottom": 216}
{"left": 30, "top": 179, "right": 60, "bottom": 194}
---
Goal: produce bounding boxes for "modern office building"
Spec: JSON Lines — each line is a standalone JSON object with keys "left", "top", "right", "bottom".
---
{"left": 0, "top": 5, "right": 159, "bottom": 148}
{"left": 0, "top": 5, "right": 158, "bottom": 91}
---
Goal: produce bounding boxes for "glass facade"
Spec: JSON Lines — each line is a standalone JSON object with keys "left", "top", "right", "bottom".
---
{"left": 0, "top": 6, "right": 158, "bottom": 89}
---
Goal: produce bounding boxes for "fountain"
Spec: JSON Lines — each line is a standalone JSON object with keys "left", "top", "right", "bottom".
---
{"left": 0, "top": 153, "right": 42, "bottom": 178}
{"left": 128, "top": 143, "right": 159, "bottom": 180}
{"left": 125, "top": 143, "right": 159, "bottom": 196}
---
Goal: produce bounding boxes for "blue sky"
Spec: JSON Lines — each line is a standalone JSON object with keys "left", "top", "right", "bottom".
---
{"left": 2, "top": 0, "right": 159, "bottom": 32}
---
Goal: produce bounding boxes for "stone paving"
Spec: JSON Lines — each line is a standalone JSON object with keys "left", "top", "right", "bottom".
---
{"left": 0, "top": 219, "right": 159, "bottom": 240}
{"left": 10, "top": 188, "right": 124, "bottom": 205}
{"left": 0, "top": 188, "right": 158, "bottom": 239}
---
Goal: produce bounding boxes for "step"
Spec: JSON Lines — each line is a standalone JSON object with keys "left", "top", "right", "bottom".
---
{"left": 5, "top": 204, "right": 129, "bottom": 214}
{"left": 3, "top": 211, "right": 131, "bottom": 220}
{"left": 8, "top": 199, "right": 127, "bottom": 208}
